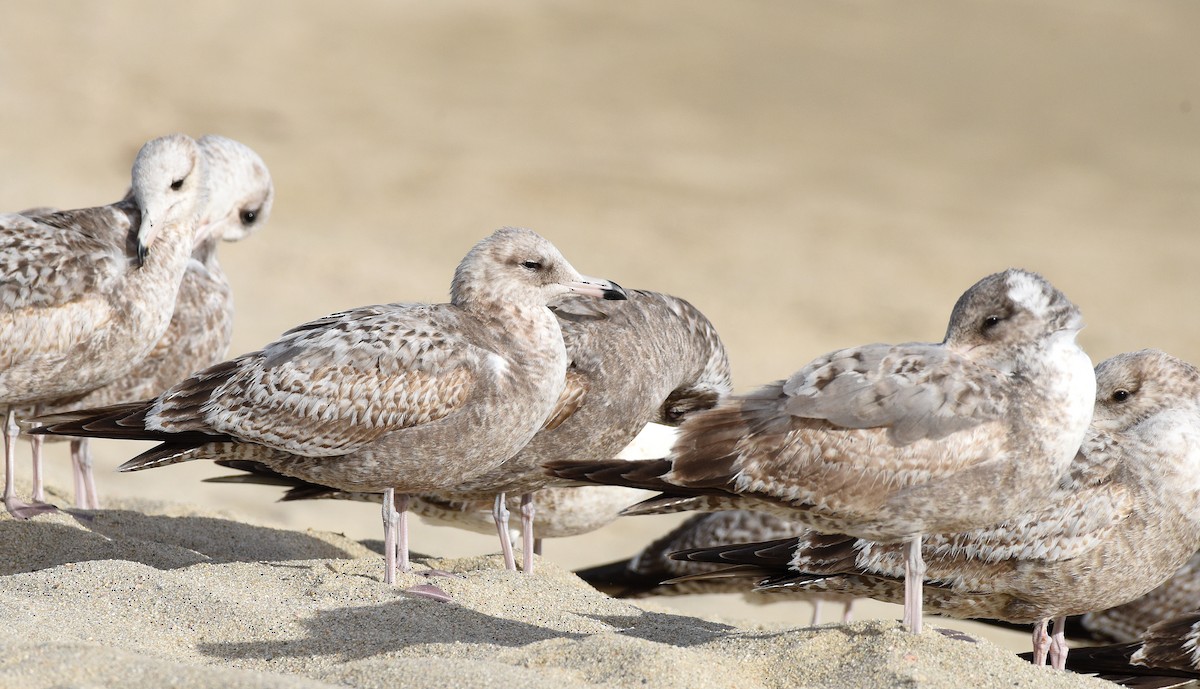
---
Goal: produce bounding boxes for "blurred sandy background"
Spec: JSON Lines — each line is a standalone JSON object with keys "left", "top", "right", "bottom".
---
{"left": 1, "top": 0, "right": 1197, "bottom": 651}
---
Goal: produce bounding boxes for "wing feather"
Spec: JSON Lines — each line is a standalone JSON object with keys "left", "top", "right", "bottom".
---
{"left": 782, "top": 343, "right": 1008, "bottom": 444}
{"left": 146, "top": 304, "right": 493, "bottom": 456}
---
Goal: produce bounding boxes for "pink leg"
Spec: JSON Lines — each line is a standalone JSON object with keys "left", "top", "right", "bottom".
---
{"left": 397, "top": 493, "right": 410, "bottom": 574}
{"left": 902, "top": 535, "right": 925, "bottom": 634}
{"left": 520, "top": 492, "right": 535, "bottom": 574}
{"left": 492, "top": 493, "right": 517, "bottom": 571}
{"left": 29, "top": 413, "right": 44, "bottom": 503}
{"left": 70, "top": 439, "right": 86, "bottom": 506}
{"left": 74, "top": 438, "right": 100, "bottom": 509}
{"left": 1031, "top": 619, "right": 1050, "bottom": 667}
{"left": 3, "top": 409, "right": 55, "bottom": 519}
{"left": 1049, "top": 616, "right": 1068, "bottom": 670}
{"left": 841, "top": 598, "right": 855, "bottom": 623}
{"left": 810, "top": 598, "right": 824, "bottom": 626}
{"left": 382, "top": 488, "right": 398, "bottom": 585}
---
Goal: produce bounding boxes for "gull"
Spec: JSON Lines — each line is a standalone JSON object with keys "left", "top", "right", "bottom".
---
{"left": 548, "top": 269, "right": 1096, "bottom": 635}
{"left": 33, "top": 227, "right": 627, "bottom": 584}
{"left": 671, "top": 350, "right": 1200, "bottom": 670}
{"left": 16, "top": 135, "right": 275, "bottom": 509}
{"left": 1, "top": 134, "right": 208, "bottom": 518}
{"left": 204, "top": 289, "right": 732, "bottom": 573}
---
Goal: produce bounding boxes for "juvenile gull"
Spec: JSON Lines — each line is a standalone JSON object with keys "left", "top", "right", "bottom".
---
{"left": 203, "top": 289, "right": 732, "bottom": 573}
{"left": 33, "top": 227, "right": 627, "bottom": 584}
{"left": 574, "top": 510, "right": 855, "bottom": 625}
{"left": 17, "top": 135, "right": 275, "bottom": 509}
{"left": 548, "top": 269, "right": 1096, "bottom": 634}
{"left": 672, "top": 350, "right": 1200, "bottom": 669}
{"left": 1, "top": 134, "right": 209, "bottom": 518}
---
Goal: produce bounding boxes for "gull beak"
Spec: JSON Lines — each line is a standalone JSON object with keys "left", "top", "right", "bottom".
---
{"left": 565, "top": 277, "right": 628, "bottom": 301}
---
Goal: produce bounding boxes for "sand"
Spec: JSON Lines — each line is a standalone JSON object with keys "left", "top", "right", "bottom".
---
{"left": 0, "top": 1, "right": 1197, "bottom": 686}
{"left": 0, "top": 490, "right": 1112, "bottom": 689}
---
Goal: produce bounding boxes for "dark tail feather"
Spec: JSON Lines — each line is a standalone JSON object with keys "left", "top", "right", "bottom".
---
{"left": 662, "top": 563, "right": 775, "bottom": 585}
{"left": 545, "top": 457, "right": 680, "bottom": 492}
{"left": 118, "top": 442, "right": 213, "bottom": 471}
{"left": 1133, "top": 611, "right": 1200, "bottom": 672}
{"left": 575, "top": 559, "right": 664, "bottom": 598}
{"left": 672, "top": 537, "right": 801, "bottom": 567}
{"left": 32, "top": 401, "right": 229, "bottom": 444}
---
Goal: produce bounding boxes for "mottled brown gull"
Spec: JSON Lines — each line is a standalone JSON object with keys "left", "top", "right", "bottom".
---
{"left": 34, "top": 227, "right": 627, "bottom": 584}
{"left": 672, "top": 350, "right": 1200, "bottom": 670}
{"left": 17, "top": 134, "right": 275, "bottom": 510}
{"left": 202, "top": 289, "right": 732, "bottom": 573}
{"left": 548, "top": 268, "right": 1096, "bottom": 635}
{"left": 1, "top": 134, "right": 208, "bottom": 519}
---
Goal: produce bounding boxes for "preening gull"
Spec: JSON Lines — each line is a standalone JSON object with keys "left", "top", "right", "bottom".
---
{"left": 671, "top": 350, "right": 1200, "bottom": 670}
{"left": 33, "top": 227, "right": 627, "bottom": 584}
{"left": 548, "top": 268, "right": 1096, "bottom": 635}
{"left": 1, "top": 133, "right": 209, "bottom": 518}
{"left": 16, "top": 135, "right": 275, "bottom": 510}
{"left": 203, "top": 289, "right": 732, "bottom": 574}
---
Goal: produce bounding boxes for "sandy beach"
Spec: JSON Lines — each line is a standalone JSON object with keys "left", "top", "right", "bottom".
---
{"left": 1, "top": 489, "right": 1114, "bottom": 689}
{"left": 1, "top": 1, "right": 1198, "bottom": 686}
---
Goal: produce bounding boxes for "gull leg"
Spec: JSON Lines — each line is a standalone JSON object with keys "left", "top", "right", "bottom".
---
{"left": 382, "top": 488, "right": 398, "bottom": 585}
{"left": 520, "top": 492, "right": 535, "bottom": 574}
{"left": 76, "top": 438, "right": 100, "bottom": 509}
{"left": 29, "top": 408, "right": 45, "bottom": 502}
{"left": 902, "top": 535, "right": 925, "bottom": 634}
{"left": 397, "top": 493, "right": 410, "bottom": 574}
{"left": 4, "top": 409, "right": 55, "bottom": 519}
{"left": 492, "top": 493, "right": 517, "bottom": 571}
{"left": 841, "top": 598, "right": 855, "bottom": 623}
{"left": 534, "top": 538, "right": 543, "bottom": 556}
{"left": 810, "top": 599, "right": 824, "bottom": 626}
{"left": 1049, "top": 616, "right": 1069, "bottom": 670}
{"left": 1031, "top": 618, "right": 1050, "bottom": 667}
{"left": 71, "top": 439, "right": 86, "bottom": 506}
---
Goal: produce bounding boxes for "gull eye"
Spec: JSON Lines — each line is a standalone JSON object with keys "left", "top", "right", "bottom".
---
{"left": 981, "top": 315, "right": 1002, "bottom": 332}
{"left": 170, "top": 178, "right": 185, "bottom": 191}
{"left": 239, "top": 209, "right": 258, "bottom": 226}
{"left": 1111, "top": 389, "right": 1131, "bottom": 403}
{"left": 521, "top": 260, "right": 543, "bottom": 271}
